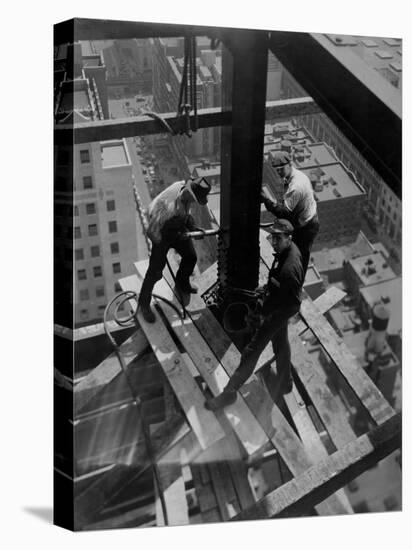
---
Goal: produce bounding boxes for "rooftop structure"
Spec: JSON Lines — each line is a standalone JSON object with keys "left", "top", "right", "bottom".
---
{"left": 346, "top": 251, "right": 396, "bottom": 287}
{"left": 359, "top": 277, "right": 402, "bottom": 337}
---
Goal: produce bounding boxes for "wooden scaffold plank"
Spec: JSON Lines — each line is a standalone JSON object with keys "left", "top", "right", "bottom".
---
{"left": 162, "top": 254, "right": 350, "bottom": 517}
{"left": 119, "top": 275, "right": 225, "bottom": 451}
{"left": 134, "top": 260, "right": 269, "bottom": 456}
{"left": 299, "top": 299, "right": 395, "bottom": 425}
{"left": 232, "top": 412, "right": 401, "bottom": 521}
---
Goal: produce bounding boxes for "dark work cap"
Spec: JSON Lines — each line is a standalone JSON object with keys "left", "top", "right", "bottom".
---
{"left": 271, "top": 150, "right": 291, "bottom": 168}
{"left": 268, "top": 218, "right": 294, "bottom": 235}
{"left": 189, "top": 177, "right": 211, "bottom": 205}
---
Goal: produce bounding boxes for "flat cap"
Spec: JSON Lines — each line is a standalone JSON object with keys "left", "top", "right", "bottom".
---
{"left": 268, "top": 218, "right": 294, "bottom": 235}
{"left": 271, "top": 150, "right": 291, "bottom": 167}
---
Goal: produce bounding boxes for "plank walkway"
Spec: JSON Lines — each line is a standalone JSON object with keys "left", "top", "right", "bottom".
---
{"left": 119, "top": 275, "right": 225, "bottom": 452}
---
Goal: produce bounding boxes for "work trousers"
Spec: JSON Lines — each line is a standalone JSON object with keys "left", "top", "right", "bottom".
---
{"left": 227, "top": 304, "right": 300, "bottom": 391}
{"left": 293, "top": 216, "right": 320, "bottom": 275}
{"left": 139, "top": 237, "right": 197, "bottom": 307}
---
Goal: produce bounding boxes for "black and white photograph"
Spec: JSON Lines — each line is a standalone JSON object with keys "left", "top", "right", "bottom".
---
{"left": 3, "top": 1, "right": 408, "bottom": 548}
{"left": 53, "top": 14, "right": 402, "bottom": 531}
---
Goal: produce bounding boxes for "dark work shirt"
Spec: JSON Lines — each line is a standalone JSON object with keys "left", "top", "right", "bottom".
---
{"left": 261, "top": 241, "right": 304, "bottom": 315}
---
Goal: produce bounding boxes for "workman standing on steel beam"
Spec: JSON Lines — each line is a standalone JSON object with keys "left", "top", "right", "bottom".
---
{"left": 138, "top": 177, "right": 211, "bottom": 323}
{"left": 205, "top": 219, "right": 304, "bottom": 411}
{"left": 261, "top": 150, "right": 319, "bottom": 274}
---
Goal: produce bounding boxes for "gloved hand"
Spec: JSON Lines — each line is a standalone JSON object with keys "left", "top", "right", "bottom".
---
{"left": 261, "top": 188, "right": 277, "bottom": 206}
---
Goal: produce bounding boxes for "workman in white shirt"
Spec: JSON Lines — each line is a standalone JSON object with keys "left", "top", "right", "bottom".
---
{"left": 261, "top": 150, "right": 320, "bottom": 274}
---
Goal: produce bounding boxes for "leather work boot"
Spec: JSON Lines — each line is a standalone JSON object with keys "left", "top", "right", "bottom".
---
{"left": 205, "top": 388, "right": 237, "bottom": 411}
{"left": 139, "top": 303, "right": 156, "bottom": 324}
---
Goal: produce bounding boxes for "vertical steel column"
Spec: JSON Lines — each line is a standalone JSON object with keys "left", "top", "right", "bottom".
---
{"left": 218, "top": 30, "right": 269, "bottom": 294}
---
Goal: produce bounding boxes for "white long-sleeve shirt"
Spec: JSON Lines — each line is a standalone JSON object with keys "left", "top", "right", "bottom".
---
{"left": 146, "top": 181, "right": 196, "bottom": 244}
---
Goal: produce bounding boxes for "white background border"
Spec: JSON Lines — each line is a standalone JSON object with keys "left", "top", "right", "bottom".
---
{"left": 1, "top": 1, "right": 408, "bottom": 548}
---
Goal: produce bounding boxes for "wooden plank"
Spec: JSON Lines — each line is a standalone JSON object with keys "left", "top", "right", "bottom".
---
{"left": 134, "top": 261, "right": 269, "bottom": 456}
{"left": 162, "top": 255, "right": 344, "bottom": 517}
{"left": 289, "top": 330, "right": 356, "bottom": 449}
{"left": 119, "top": 275, "right": 225, "bottom": 451}
{"left": 232, "top": 413, "right": 401, "bottom": 521}
{"left": 299, "top": 298, "right": 395, "bottom": 425}
{"left": 74, "top": 330, "right": 148, "bottom": 416}
{"left": 197, "top": 262, "right": 218, "bottom": 294}
{"left": 283, "top": 389, "right": 353, "bottom": 514}
{"left": 294, "top": 287, "right": 347, "bottom": 335}
{"left": 208, "top": 463, "right": 232, "bottom": 521}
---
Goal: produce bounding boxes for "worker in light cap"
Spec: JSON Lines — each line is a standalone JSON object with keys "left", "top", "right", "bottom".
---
{"left": 138, "top": 177, "right": 211, "bottom": 323}
{"left": 205, "top": 219, "right": 304, "bottom": 411}
{"left": 261, "top": 150, "right": 319, "bottom": 274}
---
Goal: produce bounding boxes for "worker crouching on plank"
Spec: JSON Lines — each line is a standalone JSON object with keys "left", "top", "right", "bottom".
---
{"left": 138, "top": 177, "right": 211, "bottom": 324}
{"left": 205, "top": 219, "right": 304, "bottom": 411}
{"left": 261, "top": 150, "right": 319, "bottom": 275}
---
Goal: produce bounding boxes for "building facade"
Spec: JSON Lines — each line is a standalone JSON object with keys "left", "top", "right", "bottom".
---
{"left": 279, "top": 35, "right": 402, "bottom": 251}
{"left": 54, "top": 43, "right": 142, "bottom": 327}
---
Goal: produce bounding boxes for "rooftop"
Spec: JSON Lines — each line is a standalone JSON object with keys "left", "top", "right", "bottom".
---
{"left": 302, "top": 162, "right": 364, "bottom": 201}
{"left": 348, "top": 251, "right": 396, "bottom": 286}
{"left": 101, "top": 142, "right": 129, "bottom": 168}
{"left": 359, "top": 277, "right": 402, "bottom": 336}
{"left": 304, "top": 264, "right": 323, "bottom": 286}
{"left": 311, "top": 231, "right": 375, "bottom": 273}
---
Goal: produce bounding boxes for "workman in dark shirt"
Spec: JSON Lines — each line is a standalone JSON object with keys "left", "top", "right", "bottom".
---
{"left": 205, "top": 219, "right": 304, "bottom": 411}
{"left": 261, "top": 150, "right": 319, "bottom": 275}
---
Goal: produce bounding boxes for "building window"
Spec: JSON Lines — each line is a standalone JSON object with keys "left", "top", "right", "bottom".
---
{"left": 74, "top": 226, "right": 81, "bottom": 239}
{"left": 108, "top": 220, "right": 118, "bottom": 233}
{"left": 83, "top": 176, "right": 93, "bottom": 189}
{"left": 80, "top": 309, "right": 89, "bottom": 320}
{"left": 113, "top": 262, "right": 121, "bottom": 274}
{"left": 96, "top": 286, "right": 105, "bottom": 298}
{"left": 86, "top": 203, "right": 96, "bottom": 215}
{"left": 93, "top": 266, "right": 102, "bottom": 278}
{"left": 80, "top": 150, "right": 90, "bottom": 163}
{"left": 91, "top": 245, "right": 100, "bottom": 257}
{"left": 114, "top": 282, "right": 122, "bottom": 292}
{"left": 110, "top": 242, "right": 120, "bottom": 254}
{"left": 107, "top": 199, "right": 116, "bottom": 211}
{"left": 77, "top": 269, "right": 87, "bottom": 281}
{"left": 88, "top": 224, "right": 98, "bottom": 237}
{"left": 98, "top": 305, "right": 106, "bottom": 314}
{"left": 79, "top": 289, "right": 89, "bottom": 300}
{"left": 74, "top": 205, "right": 79, "bottom": 216}
{"left": 75, "top": 248, "right": 84, "bottom": 261}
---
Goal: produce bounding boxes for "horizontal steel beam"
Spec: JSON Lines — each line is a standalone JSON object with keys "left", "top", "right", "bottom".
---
{"left": 54, "top": 17, "right": 232, "bottom": 46}
{"left": 233, "top": 412, "right": 401, "bottom": 520}
{"left": 54, "top": 97, "right": 320, "bottom": 145}
{"left": 269, "top": 32, "right": 402, "bottom": 197}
